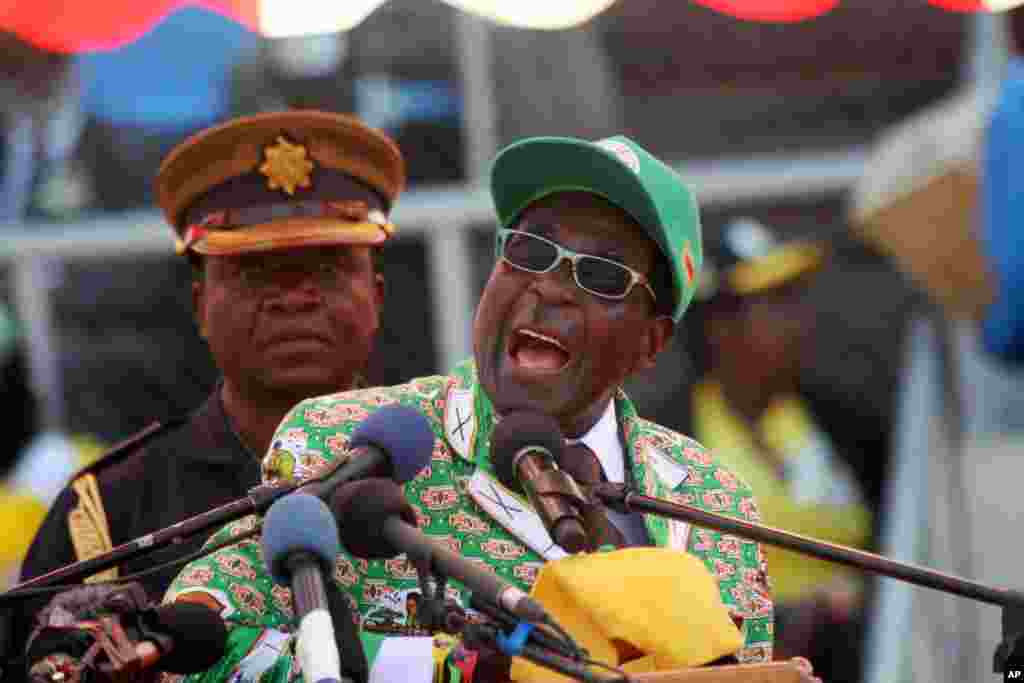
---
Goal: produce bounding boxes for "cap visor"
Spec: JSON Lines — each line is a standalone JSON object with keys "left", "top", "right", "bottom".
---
{"left": 190, "top": 218, "right": 393, "bottom": 256}
{"left": 727, "top": 243, "right": 824, "bottom": 296}
{"left": 491, "top": 138, "right": 665, "bottom": 253}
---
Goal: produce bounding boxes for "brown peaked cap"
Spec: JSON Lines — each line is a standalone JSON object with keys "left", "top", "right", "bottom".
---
{"left": 155, "top": 110, "right": 406, "bottom": 256}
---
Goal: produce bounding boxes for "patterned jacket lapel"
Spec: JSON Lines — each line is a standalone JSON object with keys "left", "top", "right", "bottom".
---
{"left": 441, "top": 375, "right": 567, "bottom": 561}
{"left": 442, "top": 372, "right": 692, "bottom": 558}
{"left": 620, "top": 406, "right": 692, "bottom": 552}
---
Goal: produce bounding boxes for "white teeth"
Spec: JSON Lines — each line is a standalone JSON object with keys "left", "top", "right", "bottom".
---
{"left": 518, "top": 329, "right": 567, "bottom": 351}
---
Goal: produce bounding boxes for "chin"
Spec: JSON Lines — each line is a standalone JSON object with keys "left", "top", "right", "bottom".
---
{"left": 264, "top": 368, "right": 354, "bottom": 398}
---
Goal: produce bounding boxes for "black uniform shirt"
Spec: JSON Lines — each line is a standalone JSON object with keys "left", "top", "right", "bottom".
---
{"left": 5, "top": 389, "right": 261, "bottom": 674}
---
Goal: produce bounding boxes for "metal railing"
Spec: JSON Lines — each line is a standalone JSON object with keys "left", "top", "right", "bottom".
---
{"left": 0, "top": 146, "right": 867, "bottom": 431}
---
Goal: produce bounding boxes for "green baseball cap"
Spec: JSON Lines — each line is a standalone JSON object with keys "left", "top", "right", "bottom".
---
{"left": 490, "top": 135, "right": 702, "bottom": 322}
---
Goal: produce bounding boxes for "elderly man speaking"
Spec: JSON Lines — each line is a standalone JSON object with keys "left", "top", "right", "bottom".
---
{"left": 166, "top": 135, "right": 786, "bottom": 682}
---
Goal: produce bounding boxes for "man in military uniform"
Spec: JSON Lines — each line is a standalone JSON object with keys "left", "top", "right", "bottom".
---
{"left": 7, "top": 111, "right": 405, "bottom": 671}
{"left": 167, "top": 135, "right": 784, "bottom": 682}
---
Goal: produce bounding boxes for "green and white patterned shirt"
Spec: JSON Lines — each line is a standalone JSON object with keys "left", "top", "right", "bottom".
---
{"left": 164, "top": 360, "right": 774, "bottom": 682}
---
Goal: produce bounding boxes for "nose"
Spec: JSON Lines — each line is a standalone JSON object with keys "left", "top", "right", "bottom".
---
{"left": 528, "top": 257, "right": 577, "bottom": 304}
{"left": 263, "top": 273, "right": 324, "bottom": 312}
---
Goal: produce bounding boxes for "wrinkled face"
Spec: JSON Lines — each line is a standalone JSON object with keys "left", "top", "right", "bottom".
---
{"left": 473, "top": 192, "right": 673, "bottom": 436}
{"left": 193, "top": 244, "right": 384, "bottom": 401}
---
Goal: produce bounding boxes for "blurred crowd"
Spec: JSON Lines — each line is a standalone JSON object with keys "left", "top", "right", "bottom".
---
{"left": 1, "top": 2, "right": 1023, "bottom": 683}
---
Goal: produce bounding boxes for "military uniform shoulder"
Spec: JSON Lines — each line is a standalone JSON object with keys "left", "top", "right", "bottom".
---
{"left": 69, "top": 417, "right": 188, "bottom": 482}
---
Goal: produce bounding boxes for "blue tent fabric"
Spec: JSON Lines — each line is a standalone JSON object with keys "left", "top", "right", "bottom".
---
{"left": 76, "top": 7, "right": 258, "bottom": 132}
{"left": 981, "top": 57, "right": 1024, "bottom": 364}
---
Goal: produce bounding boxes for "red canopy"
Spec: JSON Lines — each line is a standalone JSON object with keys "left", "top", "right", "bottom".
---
{"left": 0, "top": 0, "right": 257, "bottom": 53}
{"left": 0, "top": 0, "right": 1002, "bottom": 54}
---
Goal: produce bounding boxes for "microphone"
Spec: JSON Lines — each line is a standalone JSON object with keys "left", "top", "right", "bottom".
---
{"left": 491, "top": 412, "right": 587, "bottom": 553}
{"left": 98, "top": 603, "right": 228, "bottom": 676}
{"left": 25, "top": 597, "right": 226, "bottom": 682}
{"left": 331, "top": 479, "right": 551, "bottom": 625}
{"left": 7, "top": 405, "right": 435, "bottom": 600}
{"left": 262, "top": 493, "right": 348, "bottom": 683}
{"left": 292, "top": 404, "right": 435, "bottom": 500}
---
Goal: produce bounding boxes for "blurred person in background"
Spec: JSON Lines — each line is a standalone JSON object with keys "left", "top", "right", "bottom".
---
{"left": 3, "top": 110, "right": 405, "bottom": 676}
{"left": 686, "top": 217, "right": 872, "bottom": 683}
{"left": 0, "top": 302, "right": 104, "bottom": 591}
{"left": 847, "top": 7, "right": 1024, "bottom": 670}
{"left": 980, "top": 9, "right": 1024, "bottom": 366}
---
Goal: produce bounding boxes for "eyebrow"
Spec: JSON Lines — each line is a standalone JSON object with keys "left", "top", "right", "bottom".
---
{"left": 524, "top": 221, "right": 634, "bottom": 262}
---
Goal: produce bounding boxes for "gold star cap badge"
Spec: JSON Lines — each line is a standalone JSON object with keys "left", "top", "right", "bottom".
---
{"left": 259, "top": 136, "right": 315, "bottom": 195}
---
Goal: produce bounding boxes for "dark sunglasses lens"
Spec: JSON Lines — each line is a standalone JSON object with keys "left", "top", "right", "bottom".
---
{"left": 576, "top": 257, "right": 632, "bottom": 297}
{"left": 504, "top": 232, "right": 558, "bottom": 271}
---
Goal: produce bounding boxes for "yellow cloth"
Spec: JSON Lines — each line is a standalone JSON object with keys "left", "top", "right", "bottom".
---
{"left": 0, "top": 433, "right": 107, "bottom": 588}
{"left": 693, "top": 380, "right": 871, "bottom": 602}
{"left": 510, "top": 548, "right": 743, "bottom": 682}
{"left": 0, "top": 486, "right": 47, "bottom": 565}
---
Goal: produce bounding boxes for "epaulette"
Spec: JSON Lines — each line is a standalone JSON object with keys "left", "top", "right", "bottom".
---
{"left": 69, "top": 415, "right": 189, "bottom": 481}
{"left": 65, "top": 415, "right": 187, "bottom": 582}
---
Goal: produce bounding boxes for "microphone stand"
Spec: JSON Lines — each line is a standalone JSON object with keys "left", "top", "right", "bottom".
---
{"left": 2, "top": 466, "right": 348, "bottom": 598}
{"left": 415, "top": 582, "right": 627, "bottom": 683}
{"left": 592, "top": 482, "right": 1024, "bottom": 673}
{"left": 460, "top": 621, "right": 629, "bottom": 683}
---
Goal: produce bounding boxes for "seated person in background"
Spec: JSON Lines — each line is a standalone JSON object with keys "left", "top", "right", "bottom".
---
{"left": 688, "top": 217, "right": 871, "bottom": 681}
{"left": 166, "top": 135, "right": 824, "bottom": 682}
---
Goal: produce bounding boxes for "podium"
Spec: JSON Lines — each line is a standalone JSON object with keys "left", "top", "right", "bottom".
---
{"left": 632, "top": 663, "right": 802, "bottom": 682}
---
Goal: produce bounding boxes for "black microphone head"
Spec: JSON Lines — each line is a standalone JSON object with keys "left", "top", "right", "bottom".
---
{"left": 491, "top": 411, "right": 564, "bottom": 490}
{"left": 348, "top": 404, "right": 435, "bottom": 484}
{"left": 331, "top": 478, "right": 419, "bottom": 559}
{"left": 262, "top": 493, "right": 341, "bottom": 585}
{"left": 143, "top": 603, "right": 228, "bottom": 674}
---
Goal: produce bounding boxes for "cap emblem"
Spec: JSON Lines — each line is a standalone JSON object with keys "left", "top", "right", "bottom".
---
{"left": 595, "top": 139, "right": 640, "bottom": 174}
{"left": 259, "top": 136, "right": 315, "bottom": 195}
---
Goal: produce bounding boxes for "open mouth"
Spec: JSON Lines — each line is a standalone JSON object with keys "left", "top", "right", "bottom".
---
{"left": 263, "top": 333, "right": 331, "bottom": 350}
{"left": 507, "top": 327, "right": 571, "bottom": 373}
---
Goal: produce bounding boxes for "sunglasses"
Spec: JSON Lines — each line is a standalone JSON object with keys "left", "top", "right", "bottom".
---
{"left": 497, "top": 228, "right": 657, "bottom": 303}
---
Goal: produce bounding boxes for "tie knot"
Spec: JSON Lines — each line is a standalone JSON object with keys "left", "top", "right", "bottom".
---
{"left": 559, "top": 442, "right": 605, "bottom": 485}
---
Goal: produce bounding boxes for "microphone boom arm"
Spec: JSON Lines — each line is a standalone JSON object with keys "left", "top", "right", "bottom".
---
{"left": 6, "top": 451, "right": 372, "bottom": 597}
{"left": 594, "top": 482, "right": 1024, "bottom": 608}
{"left": 592, "top": 482, "right": 1024, "bottom": 673}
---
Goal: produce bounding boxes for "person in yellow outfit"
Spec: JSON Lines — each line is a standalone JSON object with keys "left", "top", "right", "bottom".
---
{"left": 689, "top": 217, "right": 872, "bottom": 683}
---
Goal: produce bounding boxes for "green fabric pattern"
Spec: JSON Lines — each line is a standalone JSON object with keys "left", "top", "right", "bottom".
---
{"left": 165, "top": 360, "right": 774, "bottom": 682}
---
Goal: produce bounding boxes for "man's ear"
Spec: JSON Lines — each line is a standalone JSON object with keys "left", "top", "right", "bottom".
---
{"left": 192, "top": 279, "right": 208, "bottom": 339}
{"left": 634, "top": 316, "right": 675, "bottom": 373}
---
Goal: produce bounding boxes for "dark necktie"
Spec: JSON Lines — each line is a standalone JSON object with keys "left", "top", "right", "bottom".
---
{"left": 558, "top": 442, "right": 628, "bottom": 550}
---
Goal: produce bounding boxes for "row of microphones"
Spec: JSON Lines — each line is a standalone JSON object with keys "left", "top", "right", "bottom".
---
{"left": 262, "top": 479, "right": 593, "bottom": 683}
{"left": 21, "top": 404, "right": 586, "bottom": 683}
{"left": 330, "top": 478, "right": 550, "bottom": 624}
